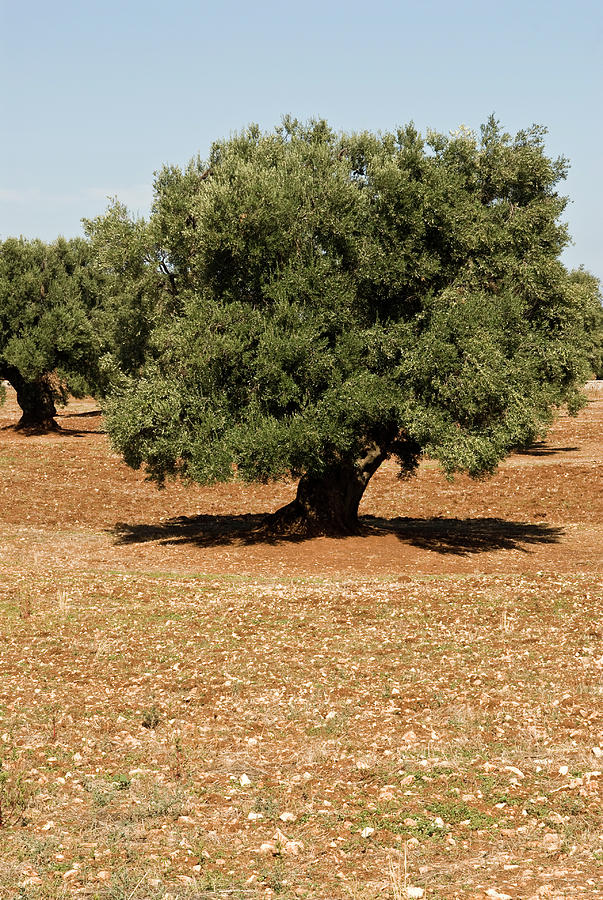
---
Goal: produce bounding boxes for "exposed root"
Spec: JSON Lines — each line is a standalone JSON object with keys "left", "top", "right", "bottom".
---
{"left": 263, "top": 499, "right": 362, "bottom": 538}
{"left": 14, "top": 416, "right": 61, "bottom": 434}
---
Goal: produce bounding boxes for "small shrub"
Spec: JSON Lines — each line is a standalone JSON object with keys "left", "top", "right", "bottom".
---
{"left": 111, "top": 773, "right": 131, "bottom": 790}
{"left": 141, "top": 704, "right": 160, "bottom": 729}
{"left": 427, "top": 800, "right": 494, "bottom": 830}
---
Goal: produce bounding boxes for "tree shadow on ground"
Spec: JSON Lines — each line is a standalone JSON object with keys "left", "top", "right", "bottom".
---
{"left": 0, "top": 402, "right": 102, "bottom": 435}
{"left": 0, "top": 422, "right": 100, "bottom": 437}
{"left": 515, "top": 442, "right": 579, "bottom": 456}
{"left": 363, "top": 516, "right": 562, "bottom": 554}
{"left": 58, "top": 409, "right": 103, "bottom": 419}
{"left": 111, "top": 515, "right": 563, "bottom": 556}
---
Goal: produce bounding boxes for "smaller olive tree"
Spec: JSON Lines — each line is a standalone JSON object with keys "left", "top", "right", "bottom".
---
{"left": 0, "top": 236, "right": 102, "bottom": 430}
{"left": 573, "top": 269, "right": 603, "bottom": 379}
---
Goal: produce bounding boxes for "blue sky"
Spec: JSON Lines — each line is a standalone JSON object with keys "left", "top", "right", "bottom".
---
{"left": 1, "top": 0, "right": 601, "bottom": 281}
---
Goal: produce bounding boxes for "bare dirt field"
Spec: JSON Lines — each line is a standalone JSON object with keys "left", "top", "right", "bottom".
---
{"left": 0, "top": 384, "right": 601, "bottom": 899}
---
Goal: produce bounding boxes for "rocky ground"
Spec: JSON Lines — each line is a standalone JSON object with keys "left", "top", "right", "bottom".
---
{"left": 0, "top": 385, "right": 601, "bottom": 899}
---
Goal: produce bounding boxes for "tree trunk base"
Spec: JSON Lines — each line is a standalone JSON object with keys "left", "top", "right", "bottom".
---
{"left": 266, "top": 496, "right": 362, "bottom": 537}
{"left": 4, "top": 369, "right": 60, "bottom": 433}
{"left": 265, "top": 443, "right": 391, "bottom": 537}
{"left": 14, "top": 413, "right": 61, "bottom": 434}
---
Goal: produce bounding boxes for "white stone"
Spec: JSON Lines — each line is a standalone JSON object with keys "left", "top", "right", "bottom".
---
{"left": 273, "top": 828, "right": 289, "bottom": 844}
{"left": 259, "top": 841, "right": 276, "bottom": 855}
{"left": 284, "top": 839, "right": 304, "bottom": 855}
{"left": 542, "top": 832, "right": 563, "bottom": 851}
{"left": 62, "top": 870, "right": 79, "bottom": 880}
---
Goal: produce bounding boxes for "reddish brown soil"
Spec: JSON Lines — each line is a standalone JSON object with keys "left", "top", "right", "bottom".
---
{"left": 1, "top": 384, "right": 601, "bottom": 579}
{"left": 0, "top": 385, "right": 601, "bottom": 900}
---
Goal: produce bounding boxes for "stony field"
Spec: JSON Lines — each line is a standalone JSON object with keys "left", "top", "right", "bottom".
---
{"left": 0, "top": 385, "right": 601, "bottom": 899}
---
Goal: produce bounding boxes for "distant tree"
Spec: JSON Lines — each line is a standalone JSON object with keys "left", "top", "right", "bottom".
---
{"left": 569, "top": 268, "right": 603, "bottom": 379}
{"left": 0, "top": 236, "right": 102, "bottom": 430}
{"left": 90, "top": 117, "right": 603, "bottom": 533}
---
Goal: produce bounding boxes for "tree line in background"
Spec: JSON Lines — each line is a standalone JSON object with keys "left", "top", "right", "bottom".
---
{"left": 1, "top": 118, "right": 602, "bottom": 533}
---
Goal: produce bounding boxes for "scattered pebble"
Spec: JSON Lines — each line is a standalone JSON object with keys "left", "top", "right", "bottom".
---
{"left": 259, "top": 841, "right": 276, "bottom": 855}
{"left": 543, "top": 832, "right": 563, "bottom": 851}
{"left": 62, "top": 869, "right": 79, "bottom": 880}
{"left": 273, "top": 828, "right": 289, "bottom": 844}
{"left": 284, "top": 839, "right": 304, "bottom": 855}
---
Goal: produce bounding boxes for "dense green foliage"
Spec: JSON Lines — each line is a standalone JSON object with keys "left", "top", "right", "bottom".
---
{"left": 88, "top": 117, "right": 602, "bottom": 529}
{"left": 83, "top": 202, "right": 164, "bottom": 385}
{"left": 0, "top": 237, "right": 102, "bottom": 427}
{"left": 572, "top": 269, "right": 603, "bottom": 378}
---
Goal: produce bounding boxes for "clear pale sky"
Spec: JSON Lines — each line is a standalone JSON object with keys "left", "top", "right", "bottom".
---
{"left": 1, "top": 0, "right": 601, "bottom": 282}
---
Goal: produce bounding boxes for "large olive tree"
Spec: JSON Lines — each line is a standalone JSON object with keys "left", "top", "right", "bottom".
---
{"left": 89, "top": 117, "right": 602, "bottom": 533}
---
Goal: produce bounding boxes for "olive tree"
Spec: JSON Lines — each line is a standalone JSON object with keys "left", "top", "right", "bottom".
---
{"left": 90, "top": 117, "right": 602, "bottom": 533}
{"left": 0, "top": 236, "right": 102, "bottom": 430}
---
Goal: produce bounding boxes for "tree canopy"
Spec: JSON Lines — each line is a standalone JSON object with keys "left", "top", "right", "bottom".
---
{"left": 0, "top": 236, "right": 102, "bottom": 430}
{"left": 88, "top": 117, "right": 603, "bottom": 532}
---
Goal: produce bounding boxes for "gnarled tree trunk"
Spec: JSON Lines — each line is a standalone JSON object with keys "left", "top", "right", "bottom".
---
{"left": 269, "top": 441, "right": 390, "bottom": 535}
{"left": 3, "top": 367, "right": 59, "bottom": 431}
